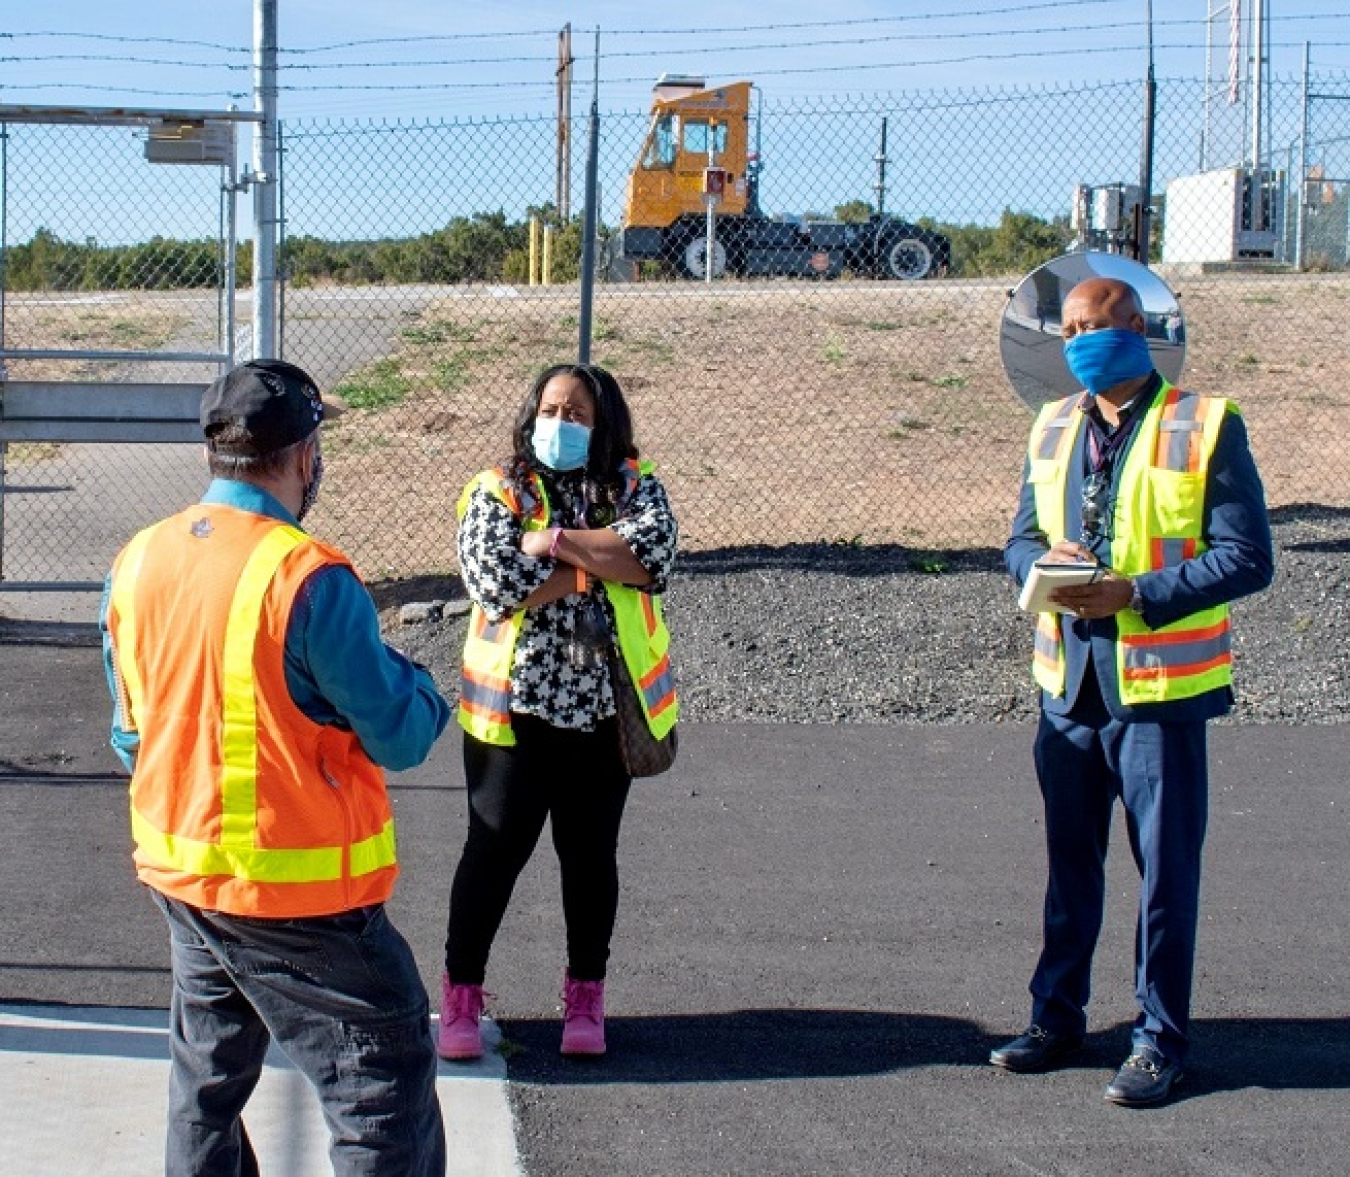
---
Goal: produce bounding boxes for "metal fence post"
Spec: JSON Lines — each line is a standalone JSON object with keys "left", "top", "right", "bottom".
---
{"left": 276, "top": 118, "right": 286, "bottom": 358}
{"left": 222, "top": 121, "right": 239, "bottom": 368}
{"left": 1295, "top": 42, "right": 1310, "bottom": 272}
{"left": 576, "top": 29, "right": 600, "bottom": 365}
{"left": 251, "top": 0, "right": 279, "bottom": 360}
{"left": 0, "top": 123, "right": 8, "bottom": 580}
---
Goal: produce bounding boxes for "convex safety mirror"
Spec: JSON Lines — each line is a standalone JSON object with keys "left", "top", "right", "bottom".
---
{"left": 1000, "top": 251, "right": 1186, "bottom": 409}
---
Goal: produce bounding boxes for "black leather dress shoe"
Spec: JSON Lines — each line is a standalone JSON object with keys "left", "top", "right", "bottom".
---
{"left": 989, "top": 1025, "right": 1085, "bottom": 1072}
{"left": 1104, "top": 1046, "right": 1182, "bottom": 1106}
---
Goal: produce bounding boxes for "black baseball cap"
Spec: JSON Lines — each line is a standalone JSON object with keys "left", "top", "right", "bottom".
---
{"left": 201, "top": 359, "right": 343, "bottom": 456}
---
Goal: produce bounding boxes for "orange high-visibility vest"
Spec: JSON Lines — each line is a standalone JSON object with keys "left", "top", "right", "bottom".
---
{"left": 107, "top": 504, "right": 398, "bottom": 918}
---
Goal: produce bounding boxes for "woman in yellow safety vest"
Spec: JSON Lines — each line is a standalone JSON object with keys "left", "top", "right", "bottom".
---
{"left": 438, "top": 362, "right": 678, "bottom": 1061}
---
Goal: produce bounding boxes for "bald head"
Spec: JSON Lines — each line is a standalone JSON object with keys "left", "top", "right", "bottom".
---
{"left": 1061, "top": 278, "right": 1146, "bottom": 340}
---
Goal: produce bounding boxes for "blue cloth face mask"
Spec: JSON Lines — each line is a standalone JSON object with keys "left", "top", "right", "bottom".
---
{"left": 532, "top": 415, "right": 591, "bottom": 472}
{"left": 1063, "top": 328, "right": 1153, "bottom": 395}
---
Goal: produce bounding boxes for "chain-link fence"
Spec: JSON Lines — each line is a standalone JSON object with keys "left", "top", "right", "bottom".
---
{"left": 4, "top": 77, "right": 1349, "bottom": 587}
{"left": 272, "top": 76, "right": 1350, "bottom": 578}
{"left": 0, "top": 112, "right": 241, "bottom": 585}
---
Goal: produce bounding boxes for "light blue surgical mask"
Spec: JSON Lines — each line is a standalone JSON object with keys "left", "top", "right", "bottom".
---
{"left": 532, "top": 415, "right": 591, "bottom": 472}
{"left": 1063, "top": 328, "right": 1153, "bottom": 395}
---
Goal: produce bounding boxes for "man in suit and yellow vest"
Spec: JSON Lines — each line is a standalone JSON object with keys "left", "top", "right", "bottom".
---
{"left": 993, "top": 278, "right": 1274, "bottom": 1105}
{"left": 102, "top": 360, "right": 450, "bottom": 1174}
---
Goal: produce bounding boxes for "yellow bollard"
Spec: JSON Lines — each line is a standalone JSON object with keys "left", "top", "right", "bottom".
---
{"left": 542, "top": 225, "right": 554, "bottom": 286}
{"left": 528, "top": 216, "right": 540, "bottom": 287}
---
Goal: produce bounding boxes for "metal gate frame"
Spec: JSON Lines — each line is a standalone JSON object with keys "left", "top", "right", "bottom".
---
{"left": 0, "top": 103, "right": 262, "bottom": 590}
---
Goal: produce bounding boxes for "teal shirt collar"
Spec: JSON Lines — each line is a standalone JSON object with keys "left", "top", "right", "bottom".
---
{"left": 202, "top": 478, "right": 301, "bottom": 528}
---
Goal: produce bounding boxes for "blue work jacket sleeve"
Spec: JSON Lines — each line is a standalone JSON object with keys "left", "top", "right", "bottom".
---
{"left": 1004, "top": 456, "right": 1049, "bottom": 588}
{"left": 99, "top": 575, "right": 139, "bottom": 774}
{"left": 1133, "top": 408, "right": 1275, "bottom": 630}
{"left": 287, "top": 565, "right": 451, "bottom": 772}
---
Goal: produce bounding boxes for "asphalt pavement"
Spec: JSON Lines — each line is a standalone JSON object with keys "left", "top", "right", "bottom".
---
{"left": 2, "top": 616, "right": 1347, "bottom": 1176}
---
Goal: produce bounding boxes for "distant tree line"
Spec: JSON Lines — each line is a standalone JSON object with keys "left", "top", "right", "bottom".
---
{"left": 4, "top": 206, "right": 1076, "bottom": 290}
{"left": 3, "top": 228, "right": 250, "bottom": 292}
{"left": 282, "top": 208, "right": 583, "bottom": 287}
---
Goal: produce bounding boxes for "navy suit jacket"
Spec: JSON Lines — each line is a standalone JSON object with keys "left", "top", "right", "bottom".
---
{"left": 1004, "top": 376, "right": 1275, "bottom": 723}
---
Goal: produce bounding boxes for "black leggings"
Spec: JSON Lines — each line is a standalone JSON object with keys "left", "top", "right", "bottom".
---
{"left": 444, "top": 713, "right": 632, "bottom": 984}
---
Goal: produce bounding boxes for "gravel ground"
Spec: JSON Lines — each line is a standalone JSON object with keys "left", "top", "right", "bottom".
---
{"left": 382, "top": 508, "right": 1350, "bottom": 726}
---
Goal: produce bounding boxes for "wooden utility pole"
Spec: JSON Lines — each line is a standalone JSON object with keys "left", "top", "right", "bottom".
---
{"left": 556, "top": 24, "right": 573, "bottom": 220}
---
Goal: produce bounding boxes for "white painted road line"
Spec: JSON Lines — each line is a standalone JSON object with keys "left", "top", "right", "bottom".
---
{"left": 0, "top": 1005, "right": 523, "bottom": 1176}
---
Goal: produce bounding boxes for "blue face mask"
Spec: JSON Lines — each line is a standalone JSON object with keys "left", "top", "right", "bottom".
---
{"left": 1063, "top": 328, "right": 1153, "bottom": 395}
{"left": 532, "top": 415, "right": 591, "bottom": 472}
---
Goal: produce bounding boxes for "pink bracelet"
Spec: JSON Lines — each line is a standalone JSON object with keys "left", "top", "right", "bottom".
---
{"left": 548, "top": 527, "right": 563, "bottom": 559}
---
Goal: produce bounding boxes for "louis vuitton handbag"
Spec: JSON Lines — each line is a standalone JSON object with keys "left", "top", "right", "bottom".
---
{"left": 608, "top": 646, "right": 678, "bottom": 777}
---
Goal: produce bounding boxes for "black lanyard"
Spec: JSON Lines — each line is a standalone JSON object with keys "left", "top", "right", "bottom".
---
{"left": 1083, "top": 399, "right": 1140, "bottom": 480}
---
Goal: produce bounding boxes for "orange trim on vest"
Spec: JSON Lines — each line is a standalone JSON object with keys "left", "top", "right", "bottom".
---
{"left": 110, "top": 505, "right": 397, "bottom": 918}
{"left": 1151, "top": 536, "right": 1198, "bottom": 566}
{"left": 1122, "top": 651, "right": 1232, "bottom": 682}
{"left": 1126, "top": 616, "right": 1230, "bottom": 647}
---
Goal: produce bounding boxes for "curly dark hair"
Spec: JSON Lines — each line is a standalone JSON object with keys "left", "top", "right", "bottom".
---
{"left": 507, "top": 364, "right": 639, "bottom": 519}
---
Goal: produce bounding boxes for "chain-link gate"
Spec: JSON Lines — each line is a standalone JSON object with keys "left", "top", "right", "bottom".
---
{"left": 275, "top": 76, "right": 1350, "bottom": 580}
{"left": 0, "top": 105, "right": 257, "bottom": 590}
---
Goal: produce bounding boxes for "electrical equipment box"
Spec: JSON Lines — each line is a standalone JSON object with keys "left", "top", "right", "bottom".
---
{"left": 1071, "top": 183, "right": 1143, "bottom": 254}
{"left": 1162, "top": 168, "right": 1286, "bottom": 263}
{"left": 145, "top": 121, "right": 233, "bottom": 166}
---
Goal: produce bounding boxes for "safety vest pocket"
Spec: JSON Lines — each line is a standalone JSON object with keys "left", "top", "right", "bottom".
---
{"left": 1145, "top": 468, "right": 1205, "bottom": 539}
{"left": 1027, "top": 459, "right": 1059, "bottom": 486}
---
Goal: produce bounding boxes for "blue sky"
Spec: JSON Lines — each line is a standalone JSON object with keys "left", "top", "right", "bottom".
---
{"left": 2, "top": 2, "right": 1346, "bottom": 245}
{"left": 3, "top": 1, "right": 1347, "bottom": 121}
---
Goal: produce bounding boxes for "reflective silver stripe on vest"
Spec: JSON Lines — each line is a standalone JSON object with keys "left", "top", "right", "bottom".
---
{"left": 1033, "top": 622, "right": 1060, "bottom": 662}
{"left": 1036, "top": 615, "right": 1058, "bottom": 661}
{"left": 460, "top": 675, "right": 512, "bottom": 716}
{"left": 1157, "top": 393, "right": 1203, "bottom": 471}
{"left": 1035, "top": 400, "right": 1078, "bottom": 460}
{"left": 640, "top": 662, "right": 677, "bottom": 712}
{"left": 1154, "top": 538, "right": 1191, "bottom": 567}
{"left": 1123, "top": 627, "right": 1231, "bottom": 674}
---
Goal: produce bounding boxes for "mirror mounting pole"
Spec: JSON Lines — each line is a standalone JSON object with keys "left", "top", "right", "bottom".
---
{"left": 1137, "top": 0, "right": 1157, "bottom": 265}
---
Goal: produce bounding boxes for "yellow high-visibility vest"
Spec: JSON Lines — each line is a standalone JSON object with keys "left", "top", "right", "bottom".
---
{"left": 1026, "top": 380, "right": 1234, "bottom": 704}
{"left": 457, "top": 462, "right": 677, "bottom": 746}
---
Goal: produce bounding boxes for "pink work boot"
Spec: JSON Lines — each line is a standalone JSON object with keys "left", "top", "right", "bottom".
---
{"left": 437, "top": 973, "right": 486, "bottom": 1061}
{"left": 560, "top": 972, "right": 607, "bottom": 1056}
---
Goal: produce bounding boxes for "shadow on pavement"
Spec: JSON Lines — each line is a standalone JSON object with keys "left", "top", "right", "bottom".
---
{"left": 0, "top": 766, "right": 124, "bottom": 786}
{"left": 0, "top": 619, "right": 101, "bottom": 647}
{"left": 498, "top": 1008, "right": 995, "bottom": 1084}
{"left": 497, "top": 1009, "right": 1350, "bottom": 1093}
{"left": 677, "top": 544, "right": 1004, "bottom": 578}
{"left": 1182, "top": 1016, "right": 1350, "bottom": 1097}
